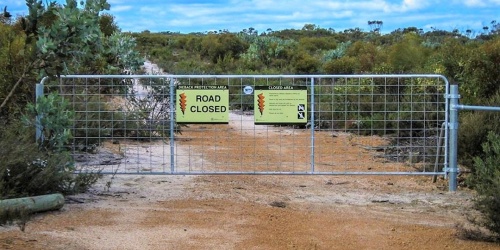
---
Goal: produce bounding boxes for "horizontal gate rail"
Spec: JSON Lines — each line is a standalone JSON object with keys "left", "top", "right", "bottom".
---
{"left": 36, "top": 74, "right": 450, "bottom": 182}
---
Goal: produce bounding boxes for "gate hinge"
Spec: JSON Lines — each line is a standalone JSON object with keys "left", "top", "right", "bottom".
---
{"left": 444, "top": 167, "right": 459, "bottom": 174}
{"left": 444, "top": 93, "right": 460, "bottom": 99}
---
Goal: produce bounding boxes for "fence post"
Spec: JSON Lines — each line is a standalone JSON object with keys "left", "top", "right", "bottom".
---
{"left": 448, "top": 85, "right": 460, "bottom": 191}
{"left": 169, "top": 77, "right": 176, "bottom": 173}
{"left": 310, "top": 77, "right": 315, "bottom": 173}
{"left": 35, "top": 82, "right": 44, "bottom": 143}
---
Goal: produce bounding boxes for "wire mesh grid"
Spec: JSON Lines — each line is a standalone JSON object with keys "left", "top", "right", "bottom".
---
{"left": 49, "top": 75, "right": 448, "bottom": 175}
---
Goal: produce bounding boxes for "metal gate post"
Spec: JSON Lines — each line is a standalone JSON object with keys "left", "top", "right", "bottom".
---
{"left": 35, "top": 81, "right": 45, "bottom": 143}
{"left": 35, "top": 77, "right": 50, "bottom": 143}
{"left": 448, "top": 85, "right": 460, "bottom": 191}
{"left": 169, "top": 77, "right": 176, "bottom": 173}
{"left": 310, "top": 77, "right": 315, "bottom": 173}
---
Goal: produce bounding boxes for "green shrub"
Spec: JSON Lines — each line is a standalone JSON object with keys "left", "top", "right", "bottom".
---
{"left": 467, "top": 131, "right": 500, "bottom": 240}
{"left": 1, "top": 93, "right": 100, "bottom": 199}
{"left": 458, "top": 93, "right": 500, "bottom": 169}
{"left": 0, "top": 120, "right": 74, "bottom": 198}
{"left": 23, "top": 93, "right": 74, "bottom": 151}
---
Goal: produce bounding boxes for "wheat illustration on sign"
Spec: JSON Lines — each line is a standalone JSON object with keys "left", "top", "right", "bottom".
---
{"left": 179, "top": 92, "right": 187, "bottom": 114}
{"left": 257, "top": 93, "right": 265, "bottom": 115}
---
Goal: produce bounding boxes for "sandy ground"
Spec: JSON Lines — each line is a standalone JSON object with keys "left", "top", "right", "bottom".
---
{"left": 1, "top": 113, "right": 500, "bottom": 250}
{"left": 2, "top": 63, "right": 499, "bottom": 249}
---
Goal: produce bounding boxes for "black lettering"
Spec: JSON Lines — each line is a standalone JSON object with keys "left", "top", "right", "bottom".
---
{"left": 195, "top": 95, "right": 221, "bottom": 102}
{"left": 190, "top": 105, "right": 227, "bottom": 112}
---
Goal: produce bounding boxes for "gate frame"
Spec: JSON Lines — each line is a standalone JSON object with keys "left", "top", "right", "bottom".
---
{"left": 36, "top": 74, "right": 468, "bottom": 190}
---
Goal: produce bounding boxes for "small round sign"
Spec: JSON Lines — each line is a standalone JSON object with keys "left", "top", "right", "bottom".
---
{"left": 243, "top": 85, "right": 254, "bottom": 95}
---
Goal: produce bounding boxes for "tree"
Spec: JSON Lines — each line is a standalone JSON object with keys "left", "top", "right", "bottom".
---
{"left": 323, "top": 56, "right": 359, "bottom": 74}
{"left": 0, "top": 0, "right": 143, "bottom": 116}
{"left": 292, "top": 50, "right": 320, "bottom": 74}
{"left": 368, "top": 20, "right": 383, "bottom": 33}
{"left": 387, "top": 33, "right": 427, "bottom": 73}
{"left": 200, "top": 33, "right": 247, "bottom": 63}
{"left": 0, "top": 0, "right": 146, "bottom": 200}
{"left": 460, "top": 38, "right": 500, "bottom": 103}
{"left": 345, "top": 41, "right": 378, "bottom": 72}
{"left": 99, "top": 13, "right": 119, "bottom": 36}
{"left": 302, "top": 24, "right": 317, "bottom": 31}
{"left": 1, "top": 6, "right": 12, "bottom": 23}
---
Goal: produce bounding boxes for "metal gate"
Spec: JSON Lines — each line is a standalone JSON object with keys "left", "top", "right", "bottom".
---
{"left": 37, "top": 75, "right": 450, "bottom": 181}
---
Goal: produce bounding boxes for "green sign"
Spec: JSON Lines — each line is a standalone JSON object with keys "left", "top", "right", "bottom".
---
{"left": 176, "top": 85, "right": 229, "bottom": 124}
{"left": 254, "top": 86, "right": 307, "bottom": 125}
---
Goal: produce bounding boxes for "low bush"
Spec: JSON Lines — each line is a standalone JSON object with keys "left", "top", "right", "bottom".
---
{"left": 465, "top": 131, "right": 500, "bottom": 241}
{"left": 1, "top": 93, "right": 101, "bottom": 199}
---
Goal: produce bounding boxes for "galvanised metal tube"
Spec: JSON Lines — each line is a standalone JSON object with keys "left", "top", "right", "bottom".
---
{"left": 444, "top": 78, "right": 450, "bottom": 180}
{"left": 169, "top": 77, "right": 176, "bottom": 173}
{"left": 432, "top": 122, "right": 446, "bottom": 183}
{"left": 35, "top": 83, "right": 44, "bottom": 142}
{"left": 35, "top": 77, "right": 51, "bottom": 143}
{"left": 94, "top": 171, "right": 447, "bottom": 176}
{"left": 455, "top": 105, "right": 500, "bottom": 112}
{"left": 448, "top": 85, "right": 460, "bottom": 191}
{"left": 310, "top": 77, "right": 315, "bottom": 172}
{"left": 59, "top": 74, "right": 449, "bottom": 80}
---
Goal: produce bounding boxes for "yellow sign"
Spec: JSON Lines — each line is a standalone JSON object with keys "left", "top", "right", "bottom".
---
{"left": 254, "top": 86, "right": 307, "bottom": 125}
{"left": 176, "top": 85, "right": 229, "bottom": 124}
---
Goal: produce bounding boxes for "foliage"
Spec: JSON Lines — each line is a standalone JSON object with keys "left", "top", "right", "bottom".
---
{"left": 459, "top": 38, "right": 500, "bottom": 104}
{"left": 103, "top": 32, "right": 144, "bottom": 73}
{"left": 345, "top": 41, "right": 379, "bottom": 72}
{"left": 387, "top": 33, "right": 427, "bottom": 73}
{"left": 34, "top": 0, "right": 143, "bottom": 76}
{"left": 0, "top": 94, "right": 99, "bottom": 199}
{"left": 123, "top": 78, "right": 181, "bottom": 138}
{"left": 240, "top": 35, "right": 296, "bottom": 70}
{"left": 0, "top": 120, "right": 64, "bottom": 198}
{"left": 0, "top": 92, "right": 100, "bottom": 230}
{"left": 23, "top": 93, "right": 73, "bottom": 151}
{"left": 200, "top": 33, "right": 247, "bottom": 64}
{"left": 466, "top": 132, "right": 500, "bottom": 239}
{"left": 291, "top": 50, "right": 320, "bottom": 74}
{"left": 34, "top": 0, "right": 109, "bottom": 77}
{"left": 0, "top": 0, "right": 153, "bottom": 204}
{"left": 23, "top": 93, "right": 100, "bottom": 192}
{"left": 0, "top": 0, "right": 143, "bottom": 120}
{"left": 131, "top": 27, "right": 499, "bottom": 170}
{"left": 0, "top": 19, "right": 35, "bottom": 118}
{"left": 323, "top": 56, "right": 359, "bottom": 74}
{"left": 0, "top": 119, "right": 98, "bottom": 199}
{"left": 299, "top": 36, "right": 337, "bottom": 53}
{"left": 99, "top": 13, "right": 119, "bottom": 36}
{"left": 458, "top": 92, "right": 500, "bottom": 168}
{"left": 322, "top": 41, "right": 351, "bottom": 61}
{"left": 1, "top": 0, "right": 500, "bottom": 232}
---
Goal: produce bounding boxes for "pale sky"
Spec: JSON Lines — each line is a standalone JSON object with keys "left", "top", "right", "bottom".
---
{"left": 3, "top": 0, "right": 499, "bottom": 34}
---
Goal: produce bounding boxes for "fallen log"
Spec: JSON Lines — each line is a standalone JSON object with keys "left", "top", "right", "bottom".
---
{"left": 0, "top": 194, "right": 65, "bottom": 213}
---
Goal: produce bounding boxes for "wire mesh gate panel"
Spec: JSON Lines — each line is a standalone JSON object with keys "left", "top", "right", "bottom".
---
{"left": 48, "top": 75, "right": 448, "bottom": 175}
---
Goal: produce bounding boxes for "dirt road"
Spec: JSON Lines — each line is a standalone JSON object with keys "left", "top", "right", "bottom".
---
{"left": 1, "top": 114, "right": 499, "bottom": 249}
